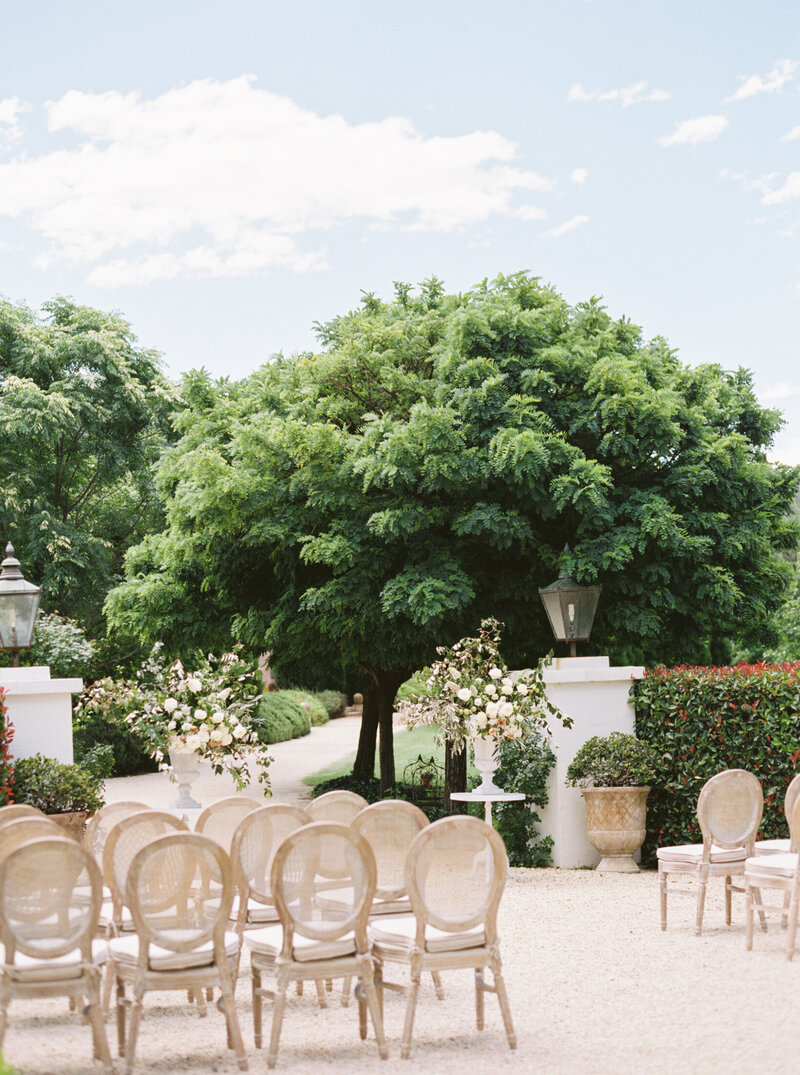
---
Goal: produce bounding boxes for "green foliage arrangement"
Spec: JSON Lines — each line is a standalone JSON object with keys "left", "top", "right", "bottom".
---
{"left": 491, "top": 732, "right": 556, "bottom": 867}
{"left": 125, "top": 646, "right": 270, "bottom": 791}
{"left": 398, "top": 618, "right": 566, "bottom": 746}
{"left": 253, "top": 691, "right": 312, "bottom": 744}
{"left": 314, "top": 689, "right": 347, "bottom": 719}
{"left": 566, "top": 732, "right": 658, "bottom": 788}
{"left": 73, "top": 678, "right": 158, "bottom": 777}
{"left": 284, "top": 689, "right": 329, "bottom": 726}
{"left": 0, "top": 612, "right": 94, "bottom": 678}
{"left": 633, "top": 663, "right": 800, "bottom": 858}
{"left": 13, "top": 754, "right": 105, "bottom": 815}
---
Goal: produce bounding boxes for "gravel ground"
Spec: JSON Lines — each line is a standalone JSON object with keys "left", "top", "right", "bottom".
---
{"left": 5, "top": 867, "right": 800, "bottom": 1075}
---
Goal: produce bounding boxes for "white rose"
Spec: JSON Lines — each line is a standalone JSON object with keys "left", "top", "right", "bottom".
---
{"left": 516, "top": 683, "right": 529, "bottom": 696}
{"left": 209, "top": 728, "right": 225, "bottom": 745}
{"left": 474, "top": 712, "right": 488, "bottom": 728}
{"left": 181, "top": 721, "right": 193, "bottom": 732}
{"left": 221, "top": 732, "right": 233, "bottom": 746}
{"left": 457, "top": 687, "right": 472, "bottom": 702}
{"left": 499, "top": 701, "right": 514, "bottom": 719}
{"left": 194, "top": 708, "right": 208, "bottom": 722}
{"left": 212, "top": 711, "right": 226, "bottom": 724}
{"left": 501, "top": 679, "right": 513, "bottom": 695}
{"left": 187, "top": 677, "right": 202, "bottom": 692}
{"left": 197, "top": 726, "right": 210, "bottom": 742}
{"left": 184, "top": 734, "right": 202, "bottom": 752}
{"left": 168, "top": 720, "right": 177, "bottom": 730}
{"left": 451, "top": 669, "right": 461, "bottom": 680}
{"left": 484, "top": 684, "right": 497, "bottom": 698}
{"left": 163, "top": 698, "right": 178, "bottom": 713}
{"left": 485, "top": 701, "right": 499, "bottom": 719}
{"left": 488, "top": 667, "right": 503, "bottom": 680}
{"left": 473, "top": 696, "right": 483, "bottom": 708}
{"left": 233, "top": 724, "right": 247, "bottom": 739}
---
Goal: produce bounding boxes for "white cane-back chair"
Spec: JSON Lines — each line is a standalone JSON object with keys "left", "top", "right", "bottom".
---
{"left": 196, "top": 796, "right": 261, "bottom": 854}
{"left": 745, "top": 795, "right": 800, "bottom": 957}
{"left": 657, "top": 769, "right": 763, "bottom": 934}
{"left": 305, "top": 790, "right": 368, "bottom": 824}
{"left": 0, "top": 815, "right": 62, "bottom": 851}
{"left": 0, "top": 836, "right": 113, "bottom": 1073}
{"left": 108, "top": 831, "right": 247, "bottom": 1073}
{"left": 0, "top": 804, "right": 45, "bottom": 829}
{"left": 370, "top": 814, "right": 516, "bottom": 1059}
{"left": 754, "top": 772, "right": 800, "bottom": 856}
{"left": 244, "top": 821, "right": 388, "bottom": 1067}
{"left": 85, "top": 801, "right": 151, "bottom": 864}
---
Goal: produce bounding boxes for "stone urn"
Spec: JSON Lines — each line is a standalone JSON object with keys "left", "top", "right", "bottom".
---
{"left": 581, "top": 786, "right": 650, "bottom": 872}
{"left": 169, "top": 747, "right": 203, "bottom": 810}
{"left": 48, "top": 810, "right": 91, "bottom": 842}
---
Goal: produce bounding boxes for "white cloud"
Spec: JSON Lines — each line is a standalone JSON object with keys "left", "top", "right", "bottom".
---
{"left": 567, "top": 81, "right": 670, "bottom": 108}
{"left": 760, "top": 380, "right": 800, "bottom": 402}
{"left": 514, "top": 205, "right": 547, "bottom": 221}
{"left": 727, "top": 59, "right": 797, "bottom": 102}
{"left": 0, "top": 76, "right": 552, "bottom": 285}
{"left": 659, "top": 115, "right": 729, "bottom": 146}
{"left": 570, "top": 167, "right": 588, "bottom": 185}
{"left": 782, "top": 124, "right": 800, "bottom": 141}
{"left": 543, "top": 215, "right": 589, "bottom": 238}
{"left": 0, "top": 96, "right": 30, "bottom": 141}
{"left": 761, "top": 173, "right": 800, "bottom": 205}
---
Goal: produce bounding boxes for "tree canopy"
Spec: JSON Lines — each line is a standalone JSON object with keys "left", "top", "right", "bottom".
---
{"left": 106, "top": 274, "right": 800, "bottom": 783}
{"left": 0, "top": 297, "right": 176, "bottom": 629}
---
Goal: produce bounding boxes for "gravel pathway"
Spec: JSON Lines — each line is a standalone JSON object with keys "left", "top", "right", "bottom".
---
{"left": 7, "top": 721, "right": 800, "bottom": 1073}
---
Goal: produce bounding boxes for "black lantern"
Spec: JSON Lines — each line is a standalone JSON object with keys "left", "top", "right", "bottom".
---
{"left": 539, "top": 555, "right": 601, "bottom": 657}
{"left": 0, "top": 543, "right": 41, "bottom": 666}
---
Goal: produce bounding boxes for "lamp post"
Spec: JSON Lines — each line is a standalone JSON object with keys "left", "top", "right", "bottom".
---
{"left": 0, "top": 543, "right": 41, "bottom": 667}
{"left": 539, "top": 552, "right": 601, "bottom": 657}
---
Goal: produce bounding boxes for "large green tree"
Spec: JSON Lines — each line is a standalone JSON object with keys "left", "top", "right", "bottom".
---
{"left": 0, "top": 297, "right": 176, "bottom": 629}
{"left": 107, "top": 274, "right": 799, "bottom": 785}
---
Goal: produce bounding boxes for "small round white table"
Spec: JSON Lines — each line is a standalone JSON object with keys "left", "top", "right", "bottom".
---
{"left": 449, "top": 791, "right": 525, "bottom": 825}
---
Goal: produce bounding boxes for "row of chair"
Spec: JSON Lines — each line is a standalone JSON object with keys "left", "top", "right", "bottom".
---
{"left": 0, "top": 790, "right": 517, "bottom": 1072}
{"left": 657, "top": 768, "right": 800, "bottom": 957}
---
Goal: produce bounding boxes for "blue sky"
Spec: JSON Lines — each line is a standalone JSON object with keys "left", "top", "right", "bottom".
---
{"left": 2, "top": 1, "right": 799, "bottom": 462}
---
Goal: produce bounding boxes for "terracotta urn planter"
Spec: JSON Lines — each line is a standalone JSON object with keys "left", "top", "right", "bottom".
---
{"left": 581, "top": 786, "right": 650, "bottom": 872}
{"left": 48, "top": 810, "right": 91, "bottom": 842}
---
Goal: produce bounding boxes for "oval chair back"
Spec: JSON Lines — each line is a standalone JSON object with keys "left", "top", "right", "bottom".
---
{"left": 195, "top": 796, "right": 260, "bottom": 855}
{"left": 352, "top": 799, "right": 429, "bottom": 903}
{"left": 697, "top": 769, "right": 763, "bottom": 852}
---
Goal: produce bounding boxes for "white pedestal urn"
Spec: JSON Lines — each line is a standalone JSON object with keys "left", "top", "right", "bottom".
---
{"left": 471, "top": 735, "right": 504, "bottom": 794}
{"left": 169, "top": 748, "right": 203, "bottom": 810}
{"left": 581, "top": 786, "right": 650, "bottom": 872}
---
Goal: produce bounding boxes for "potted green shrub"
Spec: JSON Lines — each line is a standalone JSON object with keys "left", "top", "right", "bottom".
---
{"left": 12, "top": 753, "right": 105, "bottom": 840}
{"left": 566, "top": 732, "right": 658, "bottom": 872}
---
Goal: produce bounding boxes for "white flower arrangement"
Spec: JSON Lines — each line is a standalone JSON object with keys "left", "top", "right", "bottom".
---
{"left": 397, "top": 618, "right": 567, "bottom": 748}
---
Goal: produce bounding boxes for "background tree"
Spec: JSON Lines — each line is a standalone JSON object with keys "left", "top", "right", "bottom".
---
{"left": 107, "top": 274, "right": 800, "bottom": 786}
{"left": 0, "top": 297, "right": 176, "bottom": 632}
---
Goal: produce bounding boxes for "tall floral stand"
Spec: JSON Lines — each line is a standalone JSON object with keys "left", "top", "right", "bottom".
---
{"left": 169, "top": 748, "right": 203, "bottom": 811}
{"left": 450, "top": 736, "right": 525, "bottom": 824}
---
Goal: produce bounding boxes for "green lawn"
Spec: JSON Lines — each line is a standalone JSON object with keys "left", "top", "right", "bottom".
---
{"left": 303, "top": 724, "right": 446, "bottom": 787}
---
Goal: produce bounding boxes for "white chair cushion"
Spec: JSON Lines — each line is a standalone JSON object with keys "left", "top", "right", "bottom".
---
{"left": 754, "top": 838, "right": 791, "bottom": 856}
{"left": 217, "top": 894, "right": 280, "bottom": 925}
{"left": 2, "top": 938, "right": 108, "bottom": 982}
{"left": 244, "top": 924, "right": 356, "bottom": 963}
{"left": 371, "top": 913, "right": 485, "bottom": 954}
{"left": 745, "top": 852, "right": 799, "bottom": 880}
{"left": 97, "top": 900, "right": 134, "bottom": 931}
{"left": 656, "top": 843, "right": 746, "bottom": 865}
{"left": 370, "top": 898, "right": 412, "bottom": 916}
{"left": 107, "top": 930, "right": 239, "bottom": 971}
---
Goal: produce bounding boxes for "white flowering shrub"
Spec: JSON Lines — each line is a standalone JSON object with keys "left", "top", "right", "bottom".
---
{"left": 397, "top": 618, "right": 569, "bottom": 749}
{"left": 125, "top": 645, "right": 271, "bottom": 791}
{"left": 0, "top": 611, "right": 94, "bottom": 679}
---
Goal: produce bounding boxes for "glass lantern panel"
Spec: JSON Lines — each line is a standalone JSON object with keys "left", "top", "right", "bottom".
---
{"left": 0, "top": 590, "right": 41, "bottom": 650}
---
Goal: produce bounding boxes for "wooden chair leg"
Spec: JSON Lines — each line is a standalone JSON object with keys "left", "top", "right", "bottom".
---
{"left": 475, "top": 969, "right": 485, "bottom": 1030}
{"left": 724, "top": 874, "right": 733, "bottom": 925}
{"left": 252, "top": 967, "right": 263, "bottom": 1049}
{"left": 360, "top": 962, "right": 389, "bottom": 1060}
{"left": 695, "top": 870, "right": 708, "bottom": 936}
{"left": 341, "top": 974, "right": 353, "bottom": 1007}
{"left": 218, "top": 969, "right": 248, "bottom": 1071}
{"left": 745, "top": 881, "right": 755, "bottom": 950}
{"left": 431, "top": 970, "right": 445, "bottom": 1000}
{"left": 267, "top": 965, "right": 290, "bottom": 1070}
{"left": 659, "top": 866, "right": 668, "bottom": 930}
{"left": 86, "top": 982, "right": 114, "bottom": 1075}
{"left": 400, "top": 965, "right": 421, "bottom": 1060}
{"left": 492, "top": 960, "right": 517, "bottom": 1050}
{"left": 115, "top": 978, "right": 127, "bottom": 1058}
{"left": 123, "top": 983, "right": 145, "bottom": 1075}
{"left": 315, "top": 978, "right": 328, "bottom": 1008}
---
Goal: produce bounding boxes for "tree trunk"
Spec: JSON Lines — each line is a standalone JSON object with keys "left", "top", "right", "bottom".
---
{"left": 352, "top": 678, "right": 379, "bottom": 783}
{"left": 444, "top": 737, "right": 468, "bottom": 813}
{"left": 360, "top": 666, "right": 409, "bottom": 795}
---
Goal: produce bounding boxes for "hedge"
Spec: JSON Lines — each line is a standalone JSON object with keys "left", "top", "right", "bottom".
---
{"left": 284, "top": 689, "right": 329, "bottom": 726}
{"left": 253, "top": 692, "right": 312, "bottom": 744}
{"left": 634, "top": 662, "right": 800, "bottom": 861}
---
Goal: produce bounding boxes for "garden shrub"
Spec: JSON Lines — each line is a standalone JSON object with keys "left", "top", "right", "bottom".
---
{"left": 285, "top": 688, "right": 329, "bottom": 726}
{"left": 13, "top": 753, "right": 105, "bottom": 814}
{"left": 73, "top": 678, "right": 158, "bottom": 777}
{"left": 491, "top": 733, "right": 556, "bottom": 867}
{"left": 314, "top": 689, "right": 347, "bottom": 720}
{"left": 253, "top": 691, "right": 312, "bottom": 744}
{"left": 0, "top": 612, "right": 94, "bottom": 679}
{"left": 634, "top": 662, "right": 800, "bottom": 861}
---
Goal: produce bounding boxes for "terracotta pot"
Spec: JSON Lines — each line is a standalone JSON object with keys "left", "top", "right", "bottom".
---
{"left": 48, "top": 810, "right": 91, "bottom": 842}
{"left": 581, "top": 786, "right": 650, "bottom": 872}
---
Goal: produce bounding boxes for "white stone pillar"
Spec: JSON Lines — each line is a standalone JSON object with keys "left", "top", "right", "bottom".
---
{"left": 538, "top": 656, "right": 644, "bottom": 868}
{"left": 0, "top": 666, "right": 82, "bottom": 764}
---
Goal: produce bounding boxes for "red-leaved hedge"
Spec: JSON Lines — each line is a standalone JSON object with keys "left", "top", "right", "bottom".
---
{"left": 633, "top": 662, "right": 800, "bottom": 861}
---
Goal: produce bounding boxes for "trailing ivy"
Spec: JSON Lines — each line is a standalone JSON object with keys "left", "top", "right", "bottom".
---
{"left": 634, "top": 663, "right": 800, "bottom": 861}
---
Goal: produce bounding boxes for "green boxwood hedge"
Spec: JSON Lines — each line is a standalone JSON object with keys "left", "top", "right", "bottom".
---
{"left": 284, "top": 689, "right": 329, "bottom": 726}
{"left": 634, "top": 662, "right": 800, "bottom": 860}
{"left": 253, "top": 692, "right": 312, "bottom": 744}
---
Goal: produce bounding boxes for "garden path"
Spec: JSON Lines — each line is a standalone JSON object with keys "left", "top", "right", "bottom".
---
{"left": 103, "top": 713, "right": 364, "bottom": 810}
